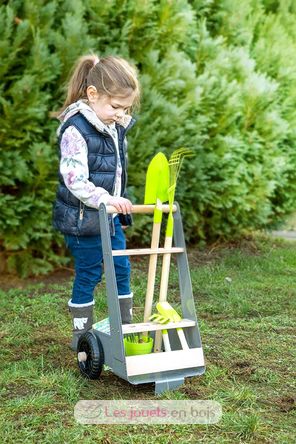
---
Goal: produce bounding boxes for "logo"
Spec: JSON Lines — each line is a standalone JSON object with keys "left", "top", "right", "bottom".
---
{"left": 73, "top": 317, "right": 88, "bottom": 330}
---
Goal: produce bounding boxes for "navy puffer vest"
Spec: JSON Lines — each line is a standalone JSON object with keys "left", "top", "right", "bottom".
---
{"left": 53, "top": 113, "right": 134, "bottom": 236}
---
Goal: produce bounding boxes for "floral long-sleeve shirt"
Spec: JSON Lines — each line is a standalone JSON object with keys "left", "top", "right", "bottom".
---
{"left": 58, "top": 100, "right": 129, "bottom": 210}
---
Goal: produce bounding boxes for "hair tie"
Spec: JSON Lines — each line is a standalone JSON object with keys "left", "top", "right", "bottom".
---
{"left": 93, "top": 57, "right": 100, "bottom": 66}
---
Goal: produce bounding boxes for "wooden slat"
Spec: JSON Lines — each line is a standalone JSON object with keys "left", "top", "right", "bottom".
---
{"left": 122, "top": 319, "right": 195, "bottom": 334}
{"left": 106, "top": 204, "right": 177, "bottom": 214}
{"left": 126, "top": 348, "right": 204, "bottom": 376}
{"left": 112, "top": 247, "right": 184, "bottom": 257}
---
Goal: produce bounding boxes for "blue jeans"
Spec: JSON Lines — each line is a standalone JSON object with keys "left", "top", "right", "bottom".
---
{"left": 65, "top": 216, "right": 131, "bottom": 305}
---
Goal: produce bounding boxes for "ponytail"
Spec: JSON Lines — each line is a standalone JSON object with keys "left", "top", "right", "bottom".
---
{"left": 61, "top": 55, "right": 97, "bottom": 111}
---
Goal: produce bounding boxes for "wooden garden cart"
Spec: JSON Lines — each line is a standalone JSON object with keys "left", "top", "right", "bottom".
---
{"left": 77, "top": 203, "right": 205, "bottom": 394}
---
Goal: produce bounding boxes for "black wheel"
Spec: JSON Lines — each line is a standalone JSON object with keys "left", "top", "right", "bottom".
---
{"left": 77, "top": 331, "right": 104, "bottom": 379}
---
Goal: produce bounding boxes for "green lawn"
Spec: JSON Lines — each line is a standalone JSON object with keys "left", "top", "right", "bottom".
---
{"left": 1, "top": 236, "right": 295, "bottom": 443}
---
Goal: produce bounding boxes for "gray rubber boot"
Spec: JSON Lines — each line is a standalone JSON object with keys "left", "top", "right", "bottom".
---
{"left": 119, "top": 296, "right": 133, "bottom": 324}
{"left": 68, "top": 305, "right": 94, "bottom": 351}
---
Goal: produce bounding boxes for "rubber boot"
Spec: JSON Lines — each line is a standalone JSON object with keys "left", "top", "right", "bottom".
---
{"left": 119, "top": 296, "right": 133, "bottom": 324}
{"left": 69, "top": 305, "right": 94, "bottom": 351}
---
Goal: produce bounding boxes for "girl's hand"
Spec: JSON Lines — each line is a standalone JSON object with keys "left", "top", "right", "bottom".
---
{"left": 107, "top": 196, "right": 133, "bottom": 215}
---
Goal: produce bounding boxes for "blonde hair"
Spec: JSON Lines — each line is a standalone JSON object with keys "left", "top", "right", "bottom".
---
{"left": 54, "top": 54, "right": 140, "bottom": 116}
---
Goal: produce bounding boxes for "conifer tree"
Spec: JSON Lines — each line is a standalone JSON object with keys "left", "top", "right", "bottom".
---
{"left": 1, "top": 0, "right": 296, "bottom": 275}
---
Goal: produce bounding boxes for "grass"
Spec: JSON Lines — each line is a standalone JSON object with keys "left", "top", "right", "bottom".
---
{"left": 0, "top": 235, "right": 295, "bottom": 443}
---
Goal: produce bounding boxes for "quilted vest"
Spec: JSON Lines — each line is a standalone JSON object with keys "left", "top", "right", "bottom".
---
{"left": 52, "top": 112, "right": 134, "bottom": 236}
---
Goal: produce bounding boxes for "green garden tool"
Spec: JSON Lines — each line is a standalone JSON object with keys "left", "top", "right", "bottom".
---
{"left": 149, "top": 309, "right": 171, "bottom": 352}
{"left": 156, "top": 301, "right": 189, "bottom": 349}
{"left": 143, "top": 153, "right": 169, "bottom": 331}
{"left": 154, "top": 148, "right": 193, "bottom": 352}
{"left": 150, "top": 301, "right": 189, "bottom": 351}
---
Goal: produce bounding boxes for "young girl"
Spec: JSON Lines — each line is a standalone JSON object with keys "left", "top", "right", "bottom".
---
{"left": 53, "top": 54, "right": 140, "bottom": 351}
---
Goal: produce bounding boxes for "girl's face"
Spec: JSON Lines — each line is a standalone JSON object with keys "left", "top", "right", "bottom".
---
{"left": 87, "top": 87, "right": 136, "bottom": 125}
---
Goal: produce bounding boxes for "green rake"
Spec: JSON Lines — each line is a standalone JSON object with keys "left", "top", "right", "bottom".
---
{"left": 150, "top": 301, "right": 189, "bottom": 351}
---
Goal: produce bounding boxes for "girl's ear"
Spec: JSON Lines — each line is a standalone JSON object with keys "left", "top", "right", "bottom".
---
{"left": 86, "top": 85, "right": 98, "bottom": 103}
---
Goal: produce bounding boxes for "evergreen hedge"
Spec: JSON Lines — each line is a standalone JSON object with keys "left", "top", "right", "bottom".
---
{"left": 1, "top": 0, "right": 296, "bottom": 276}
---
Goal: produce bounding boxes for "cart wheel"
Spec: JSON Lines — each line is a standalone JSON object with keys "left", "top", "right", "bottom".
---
{"left": 77, "top": 331, "right": 104, "bottom": 379}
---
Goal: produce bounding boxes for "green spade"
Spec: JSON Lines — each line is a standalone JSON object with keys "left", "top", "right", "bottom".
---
{"left": 143, "top": 152, "right": 169, "bottom": 326}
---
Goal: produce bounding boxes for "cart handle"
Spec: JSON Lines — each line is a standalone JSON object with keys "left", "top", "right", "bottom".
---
{"left": 106, "top": 204, "right": 177, "bottom": 214}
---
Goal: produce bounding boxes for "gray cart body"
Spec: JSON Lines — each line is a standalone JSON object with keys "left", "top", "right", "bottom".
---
{"left": 91, "top": 203, "right": 205, "bottom": 394}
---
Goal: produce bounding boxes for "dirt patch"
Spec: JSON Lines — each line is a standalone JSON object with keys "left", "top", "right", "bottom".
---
{"left": 2, "top": 384, "right": 33, "bottom": 400}
{"left": 276, "top": 396, "right": 296, "bottom": 412}
{"left": 231, "top": 361, "right": 255, "bottom": 376}
{"left": 181, "top": 384, "right": 204, "bottom": 398}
